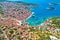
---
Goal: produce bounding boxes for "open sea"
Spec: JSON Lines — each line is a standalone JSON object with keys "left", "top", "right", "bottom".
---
{"left": 1, "top": 0, "right": 60, "bottom": 26}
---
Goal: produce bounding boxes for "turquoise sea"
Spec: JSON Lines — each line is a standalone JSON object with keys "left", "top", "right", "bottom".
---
{"left": 1, "top": 0, "right": 60, "bottom": 26}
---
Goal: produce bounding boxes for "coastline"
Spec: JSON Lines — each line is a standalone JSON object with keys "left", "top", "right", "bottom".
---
{"left": 13, "top": 12, "right": 34, "bottom": 26}
{"left": 25, "top": 12, "right": 34, "bottom": 20}
{"left": 27, "top": 16, "right": 60, "bottom": 26}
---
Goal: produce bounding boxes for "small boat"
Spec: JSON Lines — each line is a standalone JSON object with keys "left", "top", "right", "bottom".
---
{"left": 46, "top": 7, "right": 55, "bottom": 10}
{"left": 49, "top": 2, "right": 58, "bottom": 6}
{"left": 32, "top": 15, "right": 35, "bottom": 17}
